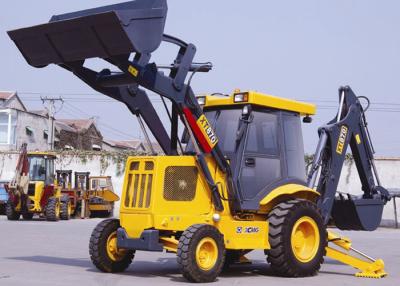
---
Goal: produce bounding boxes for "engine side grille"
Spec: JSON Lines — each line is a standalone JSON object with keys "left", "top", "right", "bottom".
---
{"left": 163, "top": 166, "right": 198, "bottom": 201}
{"left": 124, "top": 160, "right": 154, "bottom": 209}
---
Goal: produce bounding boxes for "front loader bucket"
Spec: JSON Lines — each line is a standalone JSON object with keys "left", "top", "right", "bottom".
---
{"left": 7, "top": 0, "right": 167, "bottom": 68}
{"left": 331, "top": 197, "right": 384, "bottom": 231}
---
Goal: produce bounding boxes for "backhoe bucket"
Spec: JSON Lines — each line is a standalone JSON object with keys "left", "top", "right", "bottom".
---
{"left": 331, "top": 197, "right": 384, "bottom": 231}
{"left": 7, "top": 0, "right": 167, "bottom": 68}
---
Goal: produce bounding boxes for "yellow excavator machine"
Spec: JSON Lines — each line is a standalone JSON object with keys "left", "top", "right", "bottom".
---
{"left": 8, "top": 0, "right": 390, "bottom": 282}
{"left": 5, "top": 144, "right": 67, "bottom": 221}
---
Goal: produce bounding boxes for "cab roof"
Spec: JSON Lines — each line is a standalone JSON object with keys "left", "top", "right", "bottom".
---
{"left": 27, "top": 152, "right": 57, "bottom": 158}
{"left": 202, "top": 90, "right": 316, "bottom": 116}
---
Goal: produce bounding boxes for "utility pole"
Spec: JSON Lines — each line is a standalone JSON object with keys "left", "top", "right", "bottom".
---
{"left": 41, "top": 96, "right": 63, "bottom": 150}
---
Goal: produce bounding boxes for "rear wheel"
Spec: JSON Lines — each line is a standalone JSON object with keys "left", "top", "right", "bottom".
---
{"left": 267, "top": 199, "right": 326, "bottom": 277}
{"left": 60, "top": 196, "right": 71, "bottom": 220}
{"left": 89, "top": 219, "right": 134, "bottom": 273}
{"left": 6, "top": 199, "right": 20, "bottom": 221}
{"left": 46, "top": 197, "right": 60, "bottom": 221}
{"left": 177, "top": 224, "right": 225, "bottom": 283}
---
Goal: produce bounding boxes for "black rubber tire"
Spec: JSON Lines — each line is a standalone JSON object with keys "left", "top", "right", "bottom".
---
{"left": 177, "top": 224, "right": 225, "bottom": 283}
{"left": 60, "top": 195, "right": 71, "bottom": 220}
{"left": 6, "top": 199, "right": 20, "bottom": 221}
{"left": 267, "top": 199, "right": 326, "bottom": 277}
{"left": 45, "top": 197, "right": 60, "bottom": 221}
{"left": 22, "top": 212, "right": 34, "bottom": 220}
{"left": 0, "top": 205, "right": 5, "bottom": 215}
{"left": 89, "top": 219, "right": 135, "bottom": 273}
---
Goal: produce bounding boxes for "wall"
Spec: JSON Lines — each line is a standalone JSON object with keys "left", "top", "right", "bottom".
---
{"left": 0, "top": 152, "right": 399, "bottom": 226}
{"left": 56, "top": 124, "right": 103, "bottom": 151}
{"left": 3, "top": 96, "right": 25, "bottom": 110}
{"left": 15, "top": 111, "right": 49, "bottom": 151}
{"left": 0, "top": 109, "right": 49, "bottom": 152}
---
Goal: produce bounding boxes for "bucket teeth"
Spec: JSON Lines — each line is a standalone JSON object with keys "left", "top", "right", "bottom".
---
{"left": 354, "top": 259, "right": 387, "bottom": 278}
{"left": 355, "top": 272, "right": 387, "bottom": 278}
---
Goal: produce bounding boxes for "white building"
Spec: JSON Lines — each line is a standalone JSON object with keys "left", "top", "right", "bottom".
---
{"left": 0, "top": 91, "right": 49, "bottom": 151}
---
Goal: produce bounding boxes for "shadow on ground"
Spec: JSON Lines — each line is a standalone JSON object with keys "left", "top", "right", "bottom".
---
{"left": 6, "top": 255, "right": 356, "bottom": 282}
{"left": 7, "top": 255, "right": 92, "bottom": 268}
{"left": 6, "top": 255, "right": 279, "bottom": 281}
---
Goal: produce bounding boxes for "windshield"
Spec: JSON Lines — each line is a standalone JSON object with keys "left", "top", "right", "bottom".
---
{"left": 91, "top": 178, "right": 108, "bottom": 189}
{"left": 186, "top": 109, "right": 242, "bottom": 154}
{"left": 28, "top": 157, "right": 47, "bottom": 181}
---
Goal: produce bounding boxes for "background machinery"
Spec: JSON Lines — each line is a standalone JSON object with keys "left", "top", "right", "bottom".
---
{"left": 0, "top": 180, "right": 9, "bottom": 215}
{"left": 56, "top": 171, "right": 119, "bottom": 218}
{"left": 8, "top": 0, "right": 391, "bottom": 282}
{"left": 87, "top": 176, "right": 118, "bottom": 218}
{"left": 5, "top": 144, "right": 68, "bottom": 221}
{"left": 56, "top": 170, "right": 80, "bottom": 219}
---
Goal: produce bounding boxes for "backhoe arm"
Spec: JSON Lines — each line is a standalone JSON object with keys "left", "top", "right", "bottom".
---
{"left": 307, "top": 86, "right": 390, "bottom": 230}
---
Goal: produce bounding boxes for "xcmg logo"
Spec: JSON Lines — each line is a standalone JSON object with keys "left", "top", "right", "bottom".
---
{"left": 236, "top": 226, "right": 260, "bottom": 234}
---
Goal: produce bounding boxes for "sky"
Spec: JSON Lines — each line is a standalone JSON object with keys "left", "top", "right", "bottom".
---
{"left": 1, "top": 0, "right": 400, "bottom": 156}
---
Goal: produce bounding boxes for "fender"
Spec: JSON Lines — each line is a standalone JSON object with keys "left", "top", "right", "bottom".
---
{"left": 259, "top": 183, "right": 320, "bottom": 212}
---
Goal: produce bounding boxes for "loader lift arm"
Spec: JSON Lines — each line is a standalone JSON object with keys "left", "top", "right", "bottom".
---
{"left": 7, "top": 0, "right": 233, "bottom": 212}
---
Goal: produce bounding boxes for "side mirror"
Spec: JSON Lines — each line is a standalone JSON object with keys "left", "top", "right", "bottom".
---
{"left": 303, "top": 115, "right": 312, "bottom": 123}
{"left": 181, "top": 128, "right": 190, "bottom": 144}
{"left": 236, "top": 105, "right": 253, "bottom": 142}
{"left": 241, "top": 105, "right": 252, "bottom": 121}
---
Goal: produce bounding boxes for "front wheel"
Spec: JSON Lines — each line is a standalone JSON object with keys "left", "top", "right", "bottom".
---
{"left": 89, "top": 219, "right": 135, "bottom": 273}
{"left": 267, "top": 199, "right": 326, "bottom": 277}
{"left": 6, "top": 199, "right": 20, "bottom": 221}
{"left": 46, "top": 197, "right": 60, "bottom": 221}
{"left": 177, "top": 224, "right": 225, "bottom": 283}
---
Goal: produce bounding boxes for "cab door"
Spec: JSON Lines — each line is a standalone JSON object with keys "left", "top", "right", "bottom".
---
{"left": 239, "top": 110, "right": 283, "bottom": 200}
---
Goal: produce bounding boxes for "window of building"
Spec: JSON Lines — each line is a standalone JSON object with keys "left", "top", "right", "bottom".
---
{"left": 0, "top": 110, "right": 17, "bottom": 145}
{"left": 0, "top": 113, "right": 8, "bottom": 144}
{"left": 92, "top": 144, "right": 101, "bottom": 151}
{"left": 26, "top": 126, "right": 33, "bottom": 136}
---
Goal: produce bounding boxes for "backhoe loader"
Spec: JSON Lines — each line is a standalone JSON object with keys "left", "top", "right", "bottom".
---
{"left": 8, "top": 0, "right": 391, "bottom": 282}
{"left": 5, "top": 144, "right": 69, "bottom": 221}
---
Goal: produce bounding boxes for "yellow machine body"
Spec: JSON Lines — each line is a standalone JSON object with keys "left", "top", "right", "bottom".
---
{"left": 119, "top": 155, "right": 317, "bottom": 251}
{"left": 87, "top": 176, "right": 119, "bottom": 214}
{"left": 14, "top": 152, "right": 60, "bottom": 214}
{"left": 117, "top": 92, "right": 387, "bottom": 278}
{"left": 200, "top": 90, "right": 316, "bottom": 116}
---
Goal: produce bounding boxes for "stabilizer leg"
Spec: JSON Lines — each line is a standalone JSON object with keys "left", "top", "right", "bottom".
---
{"left": 325, "top": 231, "right": 387, "bottom": 278}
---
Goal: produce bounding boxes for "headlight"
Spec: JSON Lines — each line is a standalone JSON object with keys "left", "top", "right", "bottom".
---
{"left": 234, "top": 92, "right": 249, "bottom": 103}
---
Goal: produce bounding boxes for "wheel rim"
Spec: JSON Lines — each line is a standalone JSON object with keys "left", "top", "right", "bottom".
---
{"left": 67, "top": 202, "right": 72, "bottom": 216}
{"left": 106, "top": 231, "right": 127, "bottom": 262}
{"left": 195, "top": 237, "right": 218, "bottom": 271}
{"left": 291, "top": 216, "right": 320, "bottom": 263}
{"left": 55, "top": 201, "right": 60, "bottom": 217}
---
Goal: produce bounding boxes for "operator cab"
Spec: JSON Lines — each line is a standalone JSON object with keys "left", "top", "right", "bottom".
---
{"left": 27, "top": 153, "right": 56, "bottom": 185}
{"left": 190, "top": 91, "right": 316, "bottom": 211}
